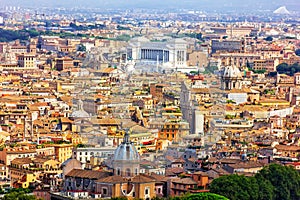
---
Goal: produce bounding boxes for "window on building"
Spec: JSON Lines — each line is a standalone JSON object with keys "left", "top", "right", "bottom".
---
{"left": 102, "top": 188, "right": 107, "bottom": 195}
{"left": 126, "top": 168, "right": 131, "bottom": 176}
{"left": 117, "top": 168, "right": 121, "bottom": 175}
{"left": 145, "top": 188, "right": 149, "bottom": 195}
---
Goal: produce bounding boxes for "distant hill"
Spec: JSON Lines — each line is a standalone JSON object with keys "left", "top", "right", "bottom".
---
{"left": 2, "top": 0, "right": 300, "bottom": 12}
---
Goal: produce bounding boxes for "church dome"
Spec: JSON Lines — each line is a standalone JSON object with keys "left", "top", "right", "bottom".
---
{"left": 70, "top": 99, "right": 89, "bottom": 118}
{"left": 113, "top": 132, "right": 140, "bottom": 162}
{"left": 126, "top": 61, "right": 135, "bottom": 73}
{"left": 222, "top": 65, "right": 241, "bottom": 78}
{"left": 70, "top": 110, "right": 89, "bottom": 118}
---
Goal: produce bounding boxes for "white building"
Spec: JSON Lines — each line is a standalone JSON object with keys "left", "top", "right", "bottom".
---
{"left": 194, "top": 110, "right": 205, "bottom": 135}
{"left": 72, "top": 147, "right": 116, "bottom": 166}
{"left": 211, "top": 119, "right": 254, "bottom": 130}
{"left": 220, "top": 65, "right": 243, "bottom": 90}
{"left": 127, "top": 37, "right": 188, "bottom": 71}
{"left": 227, "top": 92, "right": 248, "bottom": 104}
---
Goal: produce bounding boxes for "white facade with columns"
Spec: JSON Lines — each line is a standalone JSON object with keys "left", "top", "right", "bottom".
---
{"left": 127, "top": 37, "right": 188, "bottom": 70}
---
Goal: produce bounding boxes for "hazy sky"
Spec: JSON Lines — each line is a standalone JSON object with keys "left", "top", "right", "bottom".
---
{"left": 1, "top": 0, "right": 299, "bottom": 11}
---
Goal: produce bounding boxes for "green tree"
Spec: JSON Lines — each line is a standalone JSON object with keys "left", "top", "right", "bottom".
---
{"left": 114, "top": 34, "right": 131, "bottom": 41}
{"left": 204, "top": 65, "right": 218, "bottom": 74}
{"left": 246, "top": 60, "right": 251, "bottom": 70}
{"left": 196, "top": 33, "right": 203, "bottom": 40}
{"left": 276, "top": 62, "right": 300, "bottom": 75}
{"left": 116, "top": 25, "right": 131, "bottom": 31}
{"left": 210, "top": 174, "right": 257, "bottom": 200}
{"left": 256, "top": 164, "right": 300, "bottom": 200}
{"left": 210, "top": 164, "right": 300, "bottom": 200}
{"left": 2, "top": 191, "right": 37, "bottom": 200}
{"left": 77, "top": 44, "right": 86, "bottom": 52}
{"left": 252, "top": 69, "right": 266, "bottom": 74}
{"left": 255, "top": 174, "right": 274, "bottom": 200}
{"left": 181, "top": 193, "right": 229, "bottom": 200}
{"left": 222, "top": 36, "right": 228, "bottom": 40}
{"left": 264, "top": 36, "right": 273, "bottom": 41}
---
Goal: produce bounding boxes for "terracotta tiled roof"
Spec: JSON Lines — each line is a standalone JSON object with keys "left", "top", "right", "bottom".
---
{"left": 60, "top": 117, "right": 73, "bottom": 123}
{"left": 187, "top": 157, "right": 197, "bottom": 162}
{"left": 166, "top": 167, "right": 184, "bottom": 175}
{"left": 228, "top": 161, "right": 266, "bottom": 169}
{"left": 207, "top": 157, "right": 218, "bottom": 163}
{"left": 99, "top": 68, "right": 115, "bottom": 73}
{"left": 96, "top": 175, "right": 124, "bottom": 183}
{"left": 165, "top": 155, "right": 175, "bottom": 162}
{"left": 149, "top": 174, "right": 169, "bottom": 182}
{"left": 11, "top": 157, "right": 32, "bottom": 165}
{"left": 172, "top": 158, "right": 185, "bottom": 163}
{"left": 119, "top": 119, "right": 138, "bottom": 128}
{"left": 28, "top": 106, "right": 40, "bottom": 111}
{"left": 59, "top": 96, "right": 73, "bottom": 104}
{"left": 164, "top": 170, "right": 175, "bottom": 176}
{"left": 94, "top": 118, "right": 121, "bottom": 125}
{"left": 193, "top": 171, "right": 209, "bottom": 176}
{"left": 131, "top": 125, "right": 149, "bottom": 133}
{"left": 207, "top": 168, "right": 230, "bottom": 178}
{"left": 171, "top": 177, "right": 197, "bottom": 185}
{"left": 30, "top": 102, "right": 49, "bottom": 107}
{"left": 219, "top": 158, "right": 240, "bottom": 164}
{"left": 275, "top": 145, "right": 300, "bottom": 151}
{"left": 131, "top": 174, "right": 156, "bottom": 183}
{"left": 66, "top": 169, "right": 110, "bottom": 179}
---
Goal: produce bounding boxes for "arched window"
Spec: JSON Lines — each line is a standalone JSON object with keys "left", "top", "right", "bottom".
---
{"left": 135, "top": 168, "right": 138, "bottom": 175}
{"left": 117, "top": 168, "right": 121, "bottom": 176}
{"left": 126, "top": 168, "right": 131, "bottom": 176}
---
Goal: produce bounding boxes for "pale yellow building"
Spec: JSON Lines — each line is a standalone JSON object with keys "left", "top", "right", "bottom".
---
{"left": 47, "top": 144, "right": 73, "bottom": 163}
{"left": 17, "top": 54, "right": 37, "bottom": 69}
